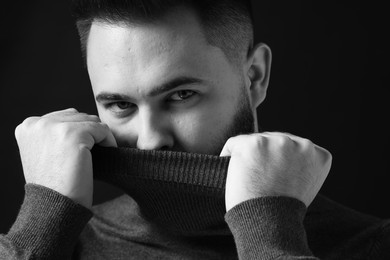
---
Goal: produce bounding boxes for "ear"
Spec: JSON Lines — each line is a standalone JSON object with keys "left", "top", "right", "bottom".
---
{"left": 245, "top": 43, "right": 272, "bottom": 109}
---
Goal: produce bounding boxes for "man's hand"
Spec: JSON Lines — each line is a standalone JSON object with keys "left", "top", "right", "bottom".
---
{"left": 221, "top": 132, "right": 332, "bottom": 211}
{"left": 14, "top": 108, "right": 117, "bottom": 209}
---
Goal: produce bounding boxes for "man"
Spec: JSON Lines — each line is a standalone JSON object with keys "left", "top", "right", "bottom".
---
{"left": 1, "top": 0, "right": 389, "bottom": 259}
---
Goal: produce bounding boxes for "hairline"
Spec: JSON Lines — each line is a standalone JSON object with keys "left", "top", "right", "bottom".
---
{"left": 77, "top": 3, "right": 252, "bottom": 69}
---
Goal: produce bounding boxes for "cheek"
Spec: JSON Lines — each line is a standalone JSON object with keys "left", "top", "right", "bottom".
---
{"left": 172, "top": 105, "right": 234, "bottom": 150}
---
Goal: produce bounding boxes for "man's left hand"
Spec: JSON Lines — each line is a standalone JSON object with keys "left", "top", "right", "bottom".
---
{"left": 220, "top": 132, "right": 332, "bottom": 211}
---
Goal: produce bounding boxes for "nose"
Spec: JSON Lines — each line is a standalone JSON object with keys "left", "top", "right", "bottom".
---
{"left": 136, "top": 108, "right": 174, "bottom": 151}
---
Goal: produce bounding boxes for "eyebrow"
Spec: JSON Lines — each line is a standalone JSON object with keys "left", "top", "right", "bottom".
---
{"left": 95, "top": 76, "right": 205, "bottom": 103}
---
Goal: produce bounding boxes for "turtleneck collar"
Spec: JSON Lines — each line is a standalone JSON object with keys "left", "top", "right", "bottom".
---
{"left": 91, "top": 146, "right": 230, "bottom": 235}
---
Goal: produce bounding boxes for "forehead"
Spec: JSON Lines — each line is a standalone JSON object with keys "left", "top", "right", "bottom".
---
{"left": 89, "top": 8, "right": 204, "bottom": 61}
{"left": 86, "top": 6, "right": 237, "bottom": 97}
{"left": 87, "top": 6, "right": 211, "bottom": 68}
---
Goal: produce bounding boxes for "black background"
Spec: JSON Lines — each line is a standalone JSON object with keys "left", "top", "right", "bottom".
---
{"left": 0, "top": 1, "right": 388, "bottom": 233}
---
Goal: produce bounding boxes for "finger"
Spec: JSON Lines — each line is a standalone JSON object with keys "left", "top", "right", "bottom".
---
{"left": 220, "top": 134, "right": 262, "bottom": 156}
{"left": 98, "top": 124, "right": 118, "bottom": 148}
{"left": 260, "top": 131, "right": 299, "bottom": 139}
{"left": 21, "top": 116, "right": 40, "bottom": 126}
{"left": 60, "top": 114, "right": 101, "bottom": 123}
{"left": 219, "top": 137, "right": 238, "bottom": 157}
{"left": 79, "top": 122, "right": 117, "bottom": 149}
{"left": 43, "top": 108, "right": 79, "bottom": 117}
{"left": 270, "top": 133, "right": 328, "bottom": 155}
{"left": 15, "top": 116, "right": 40, "bottom": 139}
{"left": 314, "top": 145, "right": 332, "bottom": 165}
{"left": 260, "top": 131, "right": 305, "bottom": 146}
{"left": 43, "top": 109, "right": 101, "bottom": 123}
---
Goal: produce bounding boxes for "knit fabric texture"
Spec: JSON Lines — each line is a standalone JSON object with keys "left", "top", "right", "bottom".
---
{"left": 2, "top": 146, "right": 390, "bottom": 259}
{"left": 92, "top": 146, "right": 230, "bottom": 234}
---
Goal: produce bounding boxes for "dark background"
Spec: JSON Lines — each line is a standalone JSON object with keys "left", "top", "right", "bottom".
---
{"left": 0, "top": 1, "right": 388, "bottom": 233}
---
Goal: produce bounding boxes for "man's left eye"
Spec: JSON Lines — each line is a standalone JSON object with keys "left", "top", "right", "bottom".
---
{"left": 169, "top": 90, "right": 196, "bottom": 101}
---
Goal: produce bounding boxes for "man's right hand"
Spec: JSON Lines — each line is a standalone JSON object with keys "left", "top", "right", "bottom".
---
{"left": 14, "top": 108, "right": 117, "bottom": 209}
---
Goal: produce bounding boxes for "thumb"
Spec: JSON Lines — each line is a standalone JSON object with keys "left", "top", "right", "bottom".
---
{"left": 96, "top": 123, "right": 118, "bottom": 148}
{"left": 220, "top": 137, "right": 235, "bottom": 157}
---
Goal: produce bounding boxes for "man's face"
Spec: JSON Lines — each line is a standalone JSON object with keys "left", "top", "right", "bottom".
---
{"left": 87, "top": 7, "right": 255, "bottom": 155}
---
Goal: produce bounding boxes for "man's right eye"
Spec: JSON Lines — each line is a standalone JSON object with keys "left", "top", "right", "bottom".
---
{"left": 113, "top": 102, "right": 132, "bottom": 110}
{"left": 105, "top": 102, "right": 135, "bottom": 116}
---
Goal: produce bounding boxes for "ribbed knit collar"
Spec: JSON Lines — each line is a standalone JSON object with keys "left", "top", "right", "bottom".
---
{"left": 91, "top": 146, "right": 230, "bottom": 235}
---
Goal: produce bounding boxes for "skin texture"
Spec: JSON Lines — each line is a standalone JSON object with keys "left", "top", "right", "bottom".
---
{"left": 14, "top": 109, "right": 117, "bottom": 208}
{"left": 86, "top": 9, "right": 264, "bottom": 154}
{"left": 15, "top": 6, "right": 331, "bottom": 211}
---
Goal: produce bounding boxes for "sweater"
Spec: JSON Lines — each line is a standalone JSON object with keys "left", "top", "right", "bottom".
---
{"left": 1, "top": 146, "right": 390, "bottom": 259}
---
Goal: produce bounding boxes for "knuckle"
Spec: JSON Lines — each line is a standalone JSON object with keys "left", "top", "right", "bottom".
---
{"left": 315, "top": 146, "right": 333, "bottom": 165}
{"left": 66, "top": 108, "right": 78, "bottom": 113}
{"left": 274, "top": 135, "right": 290, "bottom": 146}
{"left": 245, "top": 135, "right": 267, "bottom": 152}
{"left": 15, "top": 117, "right": 39, "bottom": 139}
{"left": 35, "top": 117, "right": 51, "bottom": 130}
{"left": 224, "top": 136, "right": 236, "bottom": 147}
{"left": 301, "top": 138, "right": 314, "bottom": 150}
{"left": 224, "top": 134, "right": 250, "bottom": 151}
{"left": 254, "top": 135, "right": 266, "bottom": 146}
{"left": 324, "top": 148, "right": 333, "bottom": 163}
{"left": 22, "top": 116, "right": 39, "bottom": 126}
{"left": 227, "top": 134, "right": 241, "bottom": 143}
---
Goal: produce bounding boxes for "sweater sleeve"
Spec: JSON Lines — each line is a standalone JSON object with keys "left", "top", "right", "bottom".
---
{"left": 0, "top": 184, "right": 93, "bottom": 260}
{"left": 225, "top": 196, "right": 318, "bottom": 260}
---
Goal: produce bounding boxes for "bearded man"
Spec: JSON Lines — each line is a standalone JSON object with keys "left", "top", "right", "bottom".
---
{"left": 1, "top": 0, "right": 389, "bottom": 259}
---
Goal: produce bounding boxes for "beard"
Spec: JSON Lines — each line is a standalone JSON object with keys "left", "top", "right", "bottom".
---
{"left": 207, "top": 87, "right": 256, "bottom": 155}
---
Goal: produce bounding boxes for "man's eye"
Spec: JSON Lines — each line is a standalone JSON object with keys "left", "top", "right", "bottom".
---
{"left": 169, "top": 90, "right": 196, "bottom": 101}
{"left": 106, "top": 101, "right": 133, "bottom": 111}
{"left": 114, "top": 102, "right": 132, "bottom": 110}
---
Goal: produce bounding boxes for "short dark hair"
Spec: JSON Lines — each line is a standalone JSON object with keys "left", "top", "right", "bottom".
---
{"left": 70, "top": 0, "right": 254, "bottom": 67}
